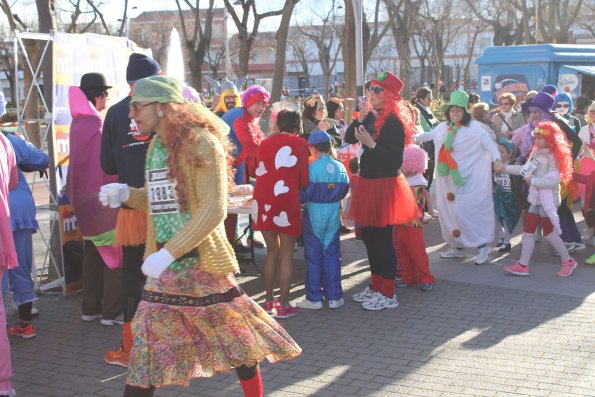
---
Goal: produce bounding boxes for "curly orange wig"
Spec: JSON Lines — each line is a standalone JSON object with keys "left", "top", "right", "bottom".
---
{"left": 160, "top": 103, "right": 234, "bottom": 212}
{"left": 373, "top": 89, "right": 415, "bottom": 146}
{"left": 530, "top": 121, "right": 573, "bottom": 185}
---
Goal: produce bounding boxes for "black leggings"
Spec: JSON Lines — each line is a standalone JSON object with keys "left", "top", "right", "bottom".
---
{"left": 123, "top": 365, "right": 259, "bottom": 397}
{"left": 122, "top": 245, "right": 146, "bottom": 321}
{"left": 361, "top": 226, "right": 396, "bottom": 279}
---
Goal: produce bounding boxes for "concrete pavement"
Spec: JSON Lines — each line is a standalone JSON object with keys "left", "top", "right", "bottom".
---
{"left": 5, "top": 214, "right": 595, "bottom": 397}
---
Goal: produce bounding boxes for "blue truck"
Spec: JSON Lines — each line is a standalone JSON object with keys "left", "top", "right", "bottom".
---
{"left": 475, "top": 44, "right": 595, "bottom": 107}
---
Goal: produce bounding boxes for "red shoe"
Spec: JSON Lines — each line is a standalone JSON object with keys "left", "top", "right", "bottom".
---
{"left": 262, "top": 299, "right": 280, "bottom": 314}
{"left": 8, "top": 322, "right": 36, "bottom": 339}
{"left": 557, "top": 258, "right": 578, "bottom": 277}
{"left": 276, "top": 304, "right": 297, "bottom": 319}
{"left": 503, "top": 262, "right": 529, "bottom": 276}
{"left": 104, "top": 346, "right": 130, "bottom": 367}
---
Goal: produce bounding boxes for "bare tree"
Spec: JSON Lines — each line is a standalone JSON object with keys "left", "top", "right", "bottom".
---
{"left": 361, "top": 0, "right": 392, "bottom": 73}
{"left": 298, "top": 0, "right": 342, "bottom": 99}
{"left": 414, "top": 0, "right": 460, "bottom": 94}
{"left": 466, "top": 0, "right": 585, "bottom": 45}
{"left": 223, "top": 0, "right": 284, "bottom": 78}
{"left": 175, "top": 0, "right": 216, "bottom": 91}
{"left": 287, "top": 30, "right": 315, "bottom": 88}
{"left": 85, "top": 0, "right": 128, "bottom": 36}
{"left": 270, "top": 0, "right": 300, "bottom": 102}
{"left": 384, "top": 0, "right": 421, "bottom": 97}
{"left": 0, "top": 40, "right": 17, "bottom": 105}
{"left": 576, "top": 0, "right": 595, "bottom": 38}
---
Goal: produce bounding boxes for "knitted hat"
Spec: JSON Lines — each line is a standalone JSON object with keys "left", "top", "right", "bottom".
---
{"left": 440, "top": 91, "right": 470, "bottom": 114}
{"left": 521, "top": 92, "right": 556, "bottom": 114}
{"left": 370, "top": 71, "right": 404, "bottom": 96}
{"left": 126, "top": 53, "right": 161, "bottom": 83}
{"left": 131, "top": 75, "right": 185, "bottom": 104}
{"left": 79, "top": 73, "right": 112, "bottom": 98}
{"left": 308, "top": 129, "right": 331, "bottom": 145}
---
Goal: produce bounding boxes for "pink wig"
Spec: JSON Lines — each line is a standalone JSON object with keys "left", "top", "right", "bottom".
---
{"left": 241, "top": 85, "right": 271, "bottom": 107}
{"left": 402, "top": 144, "right": 428, "bottom": 175}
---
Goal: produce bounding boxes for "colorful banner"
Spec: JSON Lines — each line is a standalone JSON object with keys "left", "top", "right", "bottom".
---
{"left": 52, "top": 32, "right": 149, "bottom": 295}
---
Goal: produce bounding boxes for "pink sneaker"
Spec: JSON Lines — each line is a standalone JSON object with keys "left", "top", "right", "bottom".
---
{"left": 275, "top": 304, "right": 297, "bottom": 319}
{"left": 262, "top": 299, "right": 279, "bottom": 314}
{"left": 557, "top": 258, "right": 578, "bottom": 277}
{"left": 503, "top": 262, "right": 530, "bottom": 276}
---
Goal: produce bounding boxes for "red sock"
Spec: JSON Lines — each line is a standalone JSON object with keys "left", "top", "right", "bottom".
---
{"left": 371, "top": 274, "right": 381, "bottom": 292}
{"left": 381, "top": 277, "right": 395, "bottom": 298}
{"left": 239, "top": 366, "right": 263, "bottom": 397}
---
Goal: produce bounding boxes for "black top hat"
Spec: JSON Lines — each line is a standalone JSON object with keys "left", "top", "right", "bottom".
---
{"left": 79, "top": 73, "right": 112, "bottom": 97}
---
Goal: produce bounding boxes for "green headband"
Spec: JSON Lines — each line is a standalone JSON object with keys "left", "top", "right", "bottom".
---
{"left": 131, "top": 75, "right": 185, "bottom": 104}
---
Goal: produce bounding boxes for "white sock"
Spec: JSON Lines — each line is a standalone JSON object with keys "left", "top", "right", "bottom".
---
{"left": 519, "top": 233, "right": 535, "bottom": 266}
{"left": 544, "top": 233, "right": 571, "bottom": 262}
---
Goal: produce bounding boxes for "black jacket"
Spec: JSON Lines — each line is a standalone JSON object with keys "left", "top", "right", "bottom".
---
{"left": 345, "top": 112, "right": 404, "bottom": 179}
{"left": 100, "top": 96, "right": 155, "bottom": 190}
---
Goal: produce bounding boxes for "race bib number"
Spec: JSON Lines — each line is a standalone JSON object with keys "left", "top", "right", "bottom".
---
{"left": 520, "top": 157, "right": 540, "bottom": 178}
{"left": 147, "top": 168, "right": 179, "bottom": 215}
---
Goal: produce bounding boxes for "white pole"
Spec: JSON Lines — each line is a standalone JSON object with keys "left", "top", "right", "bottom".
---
{"left": 224, "top": 7, "right": 232, "bottom": 77}
{"left": 353, "top": 0, "right": 364, "bottom": 96}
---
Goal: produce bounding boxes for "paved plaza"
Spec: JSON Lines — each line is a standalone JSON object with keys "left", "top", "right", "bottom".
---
{"left": 5, "top": 213, "right": 595, "bottom": 397}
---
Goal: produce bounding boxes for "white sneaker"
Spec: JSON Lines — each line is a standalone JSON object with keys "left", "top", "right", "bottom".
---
{"left": 362, "top": 292, "right": 399, "bottom": 311}
{"left": 475, "top": 245, "right": 490, "bottom": 265}
{"left": 352, "top": 286, "right": 374, "bottom": 302}
{"left": 81, "top": 314, "right": 101, "bottom": 322}
{"left": 572, "top": 242, "right": 586, "bottom": 252}
{"left": 12, "top": 302, "right": 39, "bottom": 315}
{"left": 328, "top": 298, "right": 345, "bottom": 309}
{"left": 100, "top": 314, "right": 124, "bottom": 326}
{"left": 440, "top": 247, "right": 467, "bottom": 258}
{"left": 295, "top": 299, "right": 323, "bottom": 310}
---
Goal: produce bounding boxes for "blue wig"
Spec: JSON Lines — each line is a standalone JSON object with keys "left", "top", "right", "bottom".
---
{"left": 554, "top": 92, "right": 574, "bottom": 111}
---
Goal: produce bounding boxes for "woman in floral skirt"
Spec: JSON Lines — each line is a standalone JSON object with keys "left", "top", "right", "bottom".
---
{"left": 99, "top": 75, "right": 301, "bottom": 397}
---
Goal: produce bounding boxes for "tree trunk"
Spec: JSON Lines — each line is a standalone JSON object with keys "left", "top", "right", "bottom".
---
{"left": 238, "top": 35, "right": 250, "bottom": 78}
{"left": 341, "top": 0, "right": 356, "bottom": 101}
{"left": 271, "top": 0, "right": 298, "bottom": 102}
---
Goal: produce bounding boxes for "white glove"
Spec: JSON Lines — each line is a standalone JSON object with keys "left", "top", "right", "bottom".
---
{"left": 99, "top": 183, "right": 130, "bottom": 208}
{"left": 141, "top": 248, "right": 175, "bottom": 279}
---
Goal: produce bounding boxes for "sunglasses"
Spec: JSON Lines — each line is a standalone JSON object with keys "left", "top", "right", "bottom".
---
{"left": 100, "top": 92, "right": 109, "bottom": 98}
{"left": 499, "top": 102, "right": 511, "bottom": 106}
{"left": 369, "top": 86, "right": 384, "bottom": 94}
{"left": 129, "top": 102, "right": 154, "bottom": 112}
{"left": 555, "top": 103, "right": 569, "bottom": 108}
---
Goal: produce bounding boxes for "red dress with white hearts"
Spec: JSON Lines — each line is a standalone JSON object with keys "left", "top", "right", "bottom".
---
{"left": 252, "top": 133, "right": 310, "bottom": 237}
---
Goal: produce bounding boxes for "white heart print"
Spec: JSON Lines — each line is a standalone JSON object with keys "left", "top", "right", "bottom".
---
{"left": 255, "top": 161, "right": 267, "bottom": 177}
{"left": 264, "top": 204, "right": 271, "bottom": 212}
{"left": 273, "top": 211, "right": 291, "bottom": 227}
{"left": 262, "top": 214, "right": 268, "bottom": 222}
{"left": 273, "top": 180, "right": 289, "bottom": 196}
{"left": 274, "top": 146, "right": 297, "bottom": 170}
{"left": 251, "top": 199, "right": 258, "bottom": 221}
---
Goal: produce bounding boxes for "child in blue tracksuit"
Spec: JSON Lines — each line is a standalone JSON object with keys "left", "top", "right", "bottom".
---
{"left": 297, "top": 130, "right": 350, "bottom": 310}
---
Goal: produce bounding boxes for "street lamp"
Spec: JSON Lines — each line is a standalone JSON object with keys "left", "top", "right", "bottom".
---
{"left": 223, "top": 1, "right": 242, "bottom": 77}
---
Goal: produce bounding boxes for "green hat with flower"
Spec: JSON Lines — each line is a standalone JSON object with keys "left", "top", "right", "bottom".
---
{"left": 440, "top": 90, "right": 470, "bottom": 114}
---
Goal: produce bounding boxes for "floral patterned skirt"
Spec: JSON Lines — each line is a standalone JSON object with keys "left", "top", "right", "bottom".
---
{"left": 126, "top": 264, "right": 302, "bottom": 388}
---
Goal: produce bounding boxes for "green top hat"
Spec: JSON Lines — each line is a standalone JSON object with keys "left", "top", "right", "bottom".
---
{"left": 441, "top": 90, "right": 470, "bottom": 114}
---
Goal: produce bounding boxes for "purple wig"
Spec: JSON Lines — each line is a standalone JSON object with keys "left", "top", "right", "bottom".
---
{"left": 241, "top": 85, "right": 271, "bottom": 107}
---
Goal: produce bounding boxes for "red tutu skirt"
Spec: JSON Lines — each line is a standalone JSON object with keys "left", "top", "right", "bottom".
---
{"left": 350, "top": 175, "right": 420, "bottom": 227}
